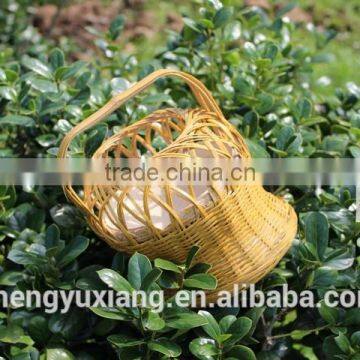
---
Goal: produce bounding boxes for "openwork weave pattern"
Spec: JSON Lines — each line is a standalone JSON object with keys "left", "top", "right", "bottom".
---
{"left": 59, "top": 69, "right": 297, "bottom": 298}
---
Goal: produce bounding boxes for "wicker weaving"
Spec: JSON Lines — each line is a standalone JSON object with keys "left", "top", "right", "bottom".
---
{"left": 58, "top": 69, "right": 298, "bottom": 297}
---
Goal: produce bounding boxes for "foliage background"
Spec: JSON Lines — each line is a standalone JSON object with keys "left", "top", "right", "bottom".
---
{"left": 0, "top": 0, "right": 359, "bottom": 359}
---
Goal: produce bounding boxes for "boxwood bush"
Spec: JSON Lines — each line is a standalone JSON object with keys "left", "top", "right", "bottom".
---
{"left": 0, "top": 1, "right": 359, "bottom": 359}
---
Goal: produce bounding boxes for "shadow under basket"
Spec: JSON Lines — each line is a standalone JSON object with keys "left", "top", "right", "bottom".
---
{"left": 58, "top": 69, "right": 298, "bottom": 301}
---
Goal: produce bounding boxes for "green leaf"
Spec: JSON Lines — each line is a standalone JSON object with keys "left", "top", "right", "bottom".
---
{"left": 116, "top": 347, "right": 144, "bottom": 359}
{"left": 22, "top": 55, "right": 52, "bottom": 79}
{"left": 256, "top": 93, "right": 274, "bottom": 114}
{"left": 183, "top": 17, "right": 202, "bottom": 33}
{"left": 344, "top": 308, "right": 360, "bottom": 326}
{"left": 225, "top": 317, "right": 253, "bottom": 346}
{"left": 49, "top": 48, "right": 65, "bottom": 70}
{"left": 199, "top": 18, "right": 214, "bottom": 29}
{"left": 185, "top": 245, "right": 200, "bottom": 269}
{"left": 7, "top": 249, "right": 39, "bottom": 266}
{"left": 189, "top": 338, "right": 218, "bottom": 358}
{"left": 148, "top": 338, "right": 182, "bottom": 357}
{"left": 70, "top": 86, "right": 90, "bottom": 105}
{"left": 0, "top": 186, "right": 16, "bottom": 208}
{"left": 297, "top": 98, "right": 312, "bottom": 119}
{"left": 323, "top": 336, "right": 344, "bottom": 358}
{"left": 313, "top": 268, "right": 337, "bottom": 288}
{"left": 76, "top": 265, "right": 105, "bottom": 290}
{"left": 350, "top": 331, "right": 360, "bottom": 347}
{"left": 300, "top": 116, "right": 328, "bottom": 127}
{"left": 213, "top": 7, "right": 233, "bottom": 28}
{"left": 112, "top": 252, "right": 126, "bottom": 274}
{"left": 243, "top": 111, "right": 259, "bottom": 137}
{"left": 268, "top": 146, "right": 288, "bottom": 157}
{"left": 90, "top": 307, "right": 133, "bottom": 321}
{"left": 226, "top": 345, "right": 256, "bottom": 360}
{"left": 245, "top": 139, "right": 270, "bottom": 158}
{"left": 27, "top": 207, "right": 46, "bottom": 232}
{"left": 0, "top": 115, "right": 34, "bottom": 127}
{"left": 108, "top": 334, "right": 145, "bottom": 348}
{"left": 322, "top": 250, "right": 354, "bottom": 270}
{"left": 224, "top": 21, "right": 241, "bottom": 41}
{"left": 36, "top": 134, "right": 57, "bottom": 147}
{"left": 186, "top": 262, "right": 212, "bottom": 276}
{"left": 349, "top": 146, "right": 360, "bottom": 157}
{"left": 198, "top": 311, "right": 221, "bottom": 340}
{"left": 56, "top": 235, "right": 89, "bottom": 268}
{"left": 128, "top": 252, "right": 152, "bottom": 290}
{"left": 55, "top": 61, "right": 86, "bottom": 81}
{"left": 155, "top": 258, "right": 182, "bottom": 273}
{"left": 142, "top": 93, "right": 172, "bottom": 105}
{"left": 29, "top": 315, "right": 49, "bottom": 344}
{"left": 0, "top": 271, "right": 23, "bottom": 286}
{"left": 46, "top": 348, "right": 75, "bottom": 360}
{"left": 49, "top": 310, "right": 85, "bottom": 339}
{"left": 293, "top": 343, "right": 319, "bottom": 360}
{"left": 0, "top": 68, "right": 6, "bottom": 81}
{"left": 243, "top": 42, "right": 257, "bottom": 59}
{"left": 325, "top": 209, "right": 356, "bottom": 236}
{"left": 286, "top": 133, "right": 302, "bottom": 155}
{"left": 233, "top": 76, "right": 255, "bottom": 97}
{"left": 76, "top": 71, "right": 91, "bottom": 89}
{"left": 263, "top": 43, "right": 278, "bottom": 61}
{"left": 290, "top": 329, "right": 314, "bottom": 340}
{"left": 110, "top": 77, "right": 130, "bottom": 94}
{"left": 305, "top": 212, "right": 329, "bottom": 261}
{"left": 97, "top": 269, "right": 134, "bottom": 293}
{"left": 219, "top": 315, "right": 237, "bottom": 333}
{"left": 184, "top": 273, "right": 217, "bottom": 290}
{"left": 84, "top": 124, "right": 107, "bottom": 157}
{"left": 50, "top": 204, "right": 85, "bottom": 228}
{"left": 0, "top": 325, "right": 34, "bottom": 345}
{"left": 144, "top": 310, "right": 165, "bottom": 331}
{"left": 216, "top": 333, "right": 232, "bottom": 344}
{"left": 335, "top": 333, "right": 351, "bottom": 354}
{"left": 158, "top": 271, "right": 179, "bottom": 289}
{"left": 233, "top": 77, "right": 253, "bottom": 96}
{"left": 321, "top": 135, "right": 349, "bottom": 156}
{"left": 0, "top": 86, "right": 17, "bottom": 101}
{"left": 30, "top": 78, "right": 57, "bottom": 93}
{"left": 56, "top": 119, "right": 73, "bottom": 133}
{"left": 45, "top": 224, "right": 60, "bottom": 249}
{"left": 276, "top": 126, "right": 294, "bottom": 150}
{"left": 166, "top": 312, "right": 208, "bottom": 330}
{"left": 109, "top": 15, "right": 125, "bottom": 40}
{"left": 318, "top": 300, "right": 339, "bottom": 325}
{"left": 140, "top": 268, "right": 162, "bottom": 292}
{"left": 4, "top": 69, "right": 18, "bottom": 82}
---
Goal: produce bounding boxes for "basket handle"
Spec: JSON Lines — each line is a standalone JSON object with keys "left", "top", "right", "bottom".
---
{"left": 58, "top": 68, "right": 224, "bottom": 158}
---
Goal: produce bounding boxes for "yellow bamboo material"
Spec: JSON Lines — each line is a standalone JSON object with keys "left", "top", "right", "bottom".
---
{"left": 58, "top": 69, "right": 297, "bottom": 298}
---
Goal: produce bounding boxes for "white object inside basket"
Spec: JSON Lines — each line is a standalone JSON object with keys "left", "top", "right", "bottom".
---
{"left": 101, "top": 146, "right": 234, "bottom": 239}
{"left": 102, "top": 184, "right": 223, "bottom": 235}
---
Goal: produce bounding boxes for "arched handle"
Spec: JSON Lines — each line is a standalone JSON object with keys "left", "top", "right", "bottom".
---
{"left": 58, "top": 69, "right": 224, "bottom": 158}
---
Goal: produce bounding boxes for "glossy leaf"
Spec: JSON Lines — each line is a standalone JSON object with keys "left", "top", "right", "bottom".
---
{"left": 97, "top": 269, "right": 134, "bottom": 293}
{"left": 148, "top": 338, "right": 182, "bottom": 357}
{"left": 128, "top": 252, "right": 152, "bottom": 290}
{"left": 184, "top": 273, "right": 217, "bottom": 290}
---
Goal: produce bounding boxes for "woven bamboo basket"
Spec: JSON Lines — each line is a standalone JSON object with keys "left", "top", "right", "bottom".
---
{"left": 58, "top": 69, "right": 297, "bottom": 298}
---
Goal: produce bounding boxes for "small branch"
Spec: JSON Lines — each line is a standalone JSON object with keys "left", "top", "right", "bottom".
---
{"left": 268, "top": 324, "right": 329, "bottom": 340}
{"left": 262, "top": 307, "right": 292, "bottom": 351}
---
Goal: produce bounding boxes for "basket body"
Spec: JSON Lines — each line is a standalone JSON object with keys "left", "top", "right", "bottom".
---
{"left": 58, "top": 69, "right": 297, "bottom": 298}
{"left": 92, "top": 185, "right": 297, "bottom": 300}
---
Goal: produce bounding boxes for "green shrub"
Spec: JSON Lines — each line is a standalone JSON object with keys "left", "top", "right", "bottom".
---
{"left": 0, "top": 0, "right": 359, "bottom": 359}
